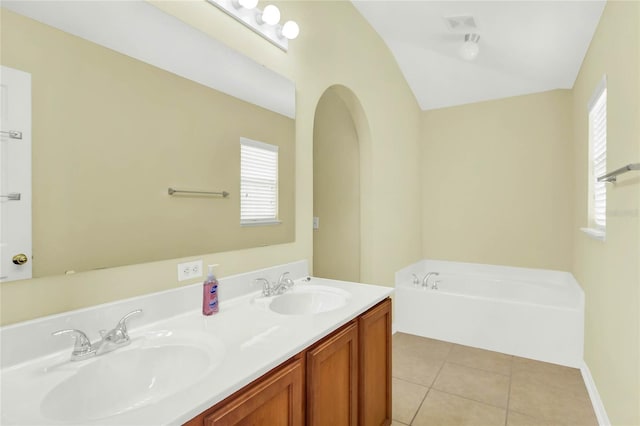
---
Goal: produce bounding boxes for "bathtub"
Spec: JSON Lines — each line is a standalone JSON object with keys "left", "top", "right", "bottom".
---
{"left": 395, "top": 260, "right": 584, "bottom": 367}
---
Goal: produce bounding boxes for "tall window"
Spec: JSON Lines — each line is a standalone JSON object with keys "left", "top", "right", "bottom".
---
{"left": 240, "top": 138, "right": 279, "bottom": 225}
{"left": 587, "top": 76, "right": 607, "bottom": 238}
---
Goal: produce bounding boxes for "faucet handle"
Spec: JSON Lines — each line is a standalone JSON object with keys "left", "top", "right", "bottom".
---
{"left": 411, "top": 273, "right": 420, "bottom": 286}
{"left": 278, "top": 271, "right": 292, "bottom": 283}
{"left": 52, "top": 329, "right": 95, "bottom": 360}
{"left": 255, "top": 277, "right": 272, "bottom": 296}
{"left": 114, "top": 309, "right": 142, "bottom": 340}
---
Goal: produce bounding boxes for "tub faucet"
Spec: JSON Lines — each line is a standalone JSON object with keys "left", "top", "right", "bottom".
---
{"left": 422, "top": 272, "right": 440, "bottom": 289}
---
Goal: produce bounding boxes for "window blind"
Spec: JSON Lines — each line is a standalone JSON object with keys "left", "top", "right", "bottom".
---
{"left": 240, "top": 138, "right": 278, "bottom": 224}
{"left": 588, "top": 83, "right": 607, "bottom": 230}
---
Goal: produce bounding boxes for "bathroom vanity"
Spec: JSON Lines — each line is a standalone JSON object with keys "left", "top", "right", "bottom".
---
{"left": 0, "top": 260, "right": 393, "bottom": 425}
{"left": 184, "top": 298, "right": 391, "bottom": 426}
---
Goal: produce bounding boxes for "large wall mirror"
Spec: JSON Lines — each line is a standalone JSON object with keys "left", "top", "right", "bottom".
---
{"left": 0, "top": 1, "right": 295, "bottom": 281}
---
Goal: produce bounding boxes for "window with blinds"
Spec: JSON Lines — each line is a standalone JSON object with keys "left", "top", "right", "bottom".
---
{"left": 588, "top": 77, "right": 607, "bottom": 234}
{"left": 240, "top": 138, "right": 279, "bottom": 225}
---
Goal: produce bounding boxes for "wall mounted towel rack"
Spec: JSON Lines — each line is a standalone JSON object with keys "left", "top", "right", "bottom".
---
{"left": 0, "top": 193, "right": 21, "bottom": 201}
{"left": 168, "top": 187, "right": 229, "bottom": 197}
{"left": 0, "top": 130, "right": 22, "bottom": 140}
{"left": 597, "top": 163, "right": 640, "bottom": 183}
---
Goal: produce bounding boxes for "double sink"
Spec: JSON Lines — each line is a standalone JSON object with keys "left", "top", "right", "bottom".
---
{"left": 1, "top": 279, "right": 353, "bottom": 424}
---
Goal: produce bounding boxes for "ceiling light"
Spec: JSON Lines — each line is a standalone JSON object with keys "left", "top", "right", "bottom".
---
{"left": 257, "top": 4, "right": 280, "bottom": 25}
{"left": 459, "top": 33, "right": 480, "bottom": 61}
{"left": 280, "top": 21, "right": 299, "bottom": 40}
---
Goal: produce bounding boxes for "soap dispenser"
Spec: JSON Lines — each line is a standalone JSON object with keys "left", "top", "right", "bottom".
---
{"left": 202, "top": 264, "right": 220, "bottom": 316}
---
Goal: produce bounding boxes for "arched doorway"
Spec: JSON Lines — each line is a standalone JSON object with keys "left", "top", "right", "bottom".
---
{"left": 312, "top": 85, "right": 371, "bottom": 282}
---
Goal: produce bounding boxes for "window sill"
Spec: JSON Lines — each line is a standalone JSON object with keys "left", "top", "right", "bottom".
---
{"left": 241, "top": 220, "right": 282, "bottom": 227}
{"left": 580, "top": 227, "right": 606, "bottom": 241}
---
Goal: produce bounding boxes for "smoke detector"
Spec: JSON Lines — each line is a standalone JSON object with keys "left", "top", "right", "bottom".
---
{"left": 444, "top": 15, "right": 477, "bottom": 32}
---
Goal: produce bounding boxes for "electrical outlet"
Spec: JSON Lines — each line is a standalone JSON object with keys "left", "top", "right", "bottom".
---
{"left": 178, "top": 260, "right": 203, "bottom": 282}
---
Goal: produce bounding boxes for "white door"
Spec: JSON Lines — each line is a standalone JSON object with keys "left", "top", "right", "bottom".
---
{"left": 0, "top": 66, "right": 32, "bottom": 282}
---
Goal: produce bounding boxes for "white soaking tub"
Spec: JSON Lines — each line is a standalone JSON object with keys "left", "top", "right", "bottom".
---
{"left": 395, "top": 260, "right": 584, "bottom": 367}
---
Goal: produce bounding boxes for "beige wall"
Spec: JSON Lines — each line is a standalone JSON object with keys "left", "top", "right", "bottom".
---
{"left": 571, "top": 1, "right": 640, "bottom": 424}
{"left": 421, "top": 90, "right": 574, "bottom": 271}
{"left": 1, "top": 9, "right": 295, "bottom": 277}
{"left": 0, "top": 0, "right": 423, "bottom": 324}
{"left": 313, "top": 88, "right": 360, "bottom": 282}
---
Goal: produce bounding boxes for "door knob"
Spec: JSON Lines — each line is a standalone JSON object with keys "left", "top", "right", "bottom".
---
{"left": 12, "top": 254, "right": 28, "bottom": 265}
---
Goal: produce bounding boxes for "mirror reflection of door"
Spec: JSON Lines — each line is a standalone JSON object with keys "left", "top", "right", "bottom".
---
{"left": 313, "top": 88, "right": 360, "bottom": 282}
{"left": 0, "top": 66, "right": 32, "bottom": 282}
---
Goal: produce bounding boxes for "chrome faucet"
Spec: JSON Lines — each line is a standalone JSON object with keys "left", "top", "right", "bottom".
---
{"left": 422, "top": 272, "right": 440, "bottom": 289}
{"left": 96, "top": 309, "right": 142, "bottom": 355}
{"left": 51, "top": 329, "right": 96, "bottom": 361}
{"left": 255, "top": 277, "right": 272, "bottom": 297}
{"left": 272, "top": 272, "right": 295, "bottom": 295}
{"left": 52, "top": 309, "right": 143, "bottom": 361}
{"left": 257, "top": 272, "right": 295, "bottom": 297}
{"left": 411, "top": 273, "right": 421, "bottom": 286}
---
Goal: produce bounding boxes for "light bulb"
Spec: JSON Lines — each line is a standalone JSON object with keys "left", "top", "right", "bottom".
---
{"left": 238, "top": 0, "right": 258, "bottom": 9}
{"left": 459, "top": 34, "right": 480, "bottom": 61}
{"left": 259, "top": 4, "right": 280, "bottom": 25}
{"left": 281, "top": 20, "right": 299, "bottom": 40}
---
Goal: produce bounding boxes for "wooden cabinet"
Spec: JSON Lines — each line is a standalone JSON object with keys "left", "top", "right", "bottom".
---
{"left": 185, "top": 357, "right": 304, "bottom": 426}
{"left": 307, "top": 322, "right": 358, "bottom": 426}
{"left": 359, "top": 298, "right": 392, "bottom": 426}
{"left": 184, "top": 298, "right": 391, "bottom": 426}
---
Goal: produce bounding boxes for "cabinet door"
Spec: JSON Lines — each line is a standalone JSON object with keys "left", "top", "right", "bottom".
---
{"left": 203, "top": 358, "right": 304, "bottom": 426}
{"left": 307, "top": 322, "right": 358, "bottom": 426}
{"left": 359, "top": 298, "right": 392, "bottom": 426}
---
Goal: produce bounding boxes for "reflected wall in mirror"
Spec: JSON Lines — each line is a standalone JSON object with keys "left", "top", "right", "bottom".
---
{"left": 0, "top": 3, "right": 295, "bottom": 281}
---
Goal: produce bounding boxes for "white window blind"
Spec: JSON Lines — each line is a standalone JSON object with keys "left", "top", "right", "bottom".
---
{"left": 240, "top": 138, "right": 279, "bottom": 225}
{"left": 588, "top": 77, "right": 607, "bottom": 231}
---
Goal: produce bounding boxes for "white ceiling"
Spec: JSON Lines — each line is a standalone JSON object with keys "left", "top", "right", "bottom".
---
{"left": 352, "top": 1, "right": 606, "bottom": 111}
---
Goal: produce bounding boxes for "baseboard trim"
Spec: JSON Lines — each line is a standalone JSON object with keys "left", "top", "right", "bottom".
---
{"left": 581, "top": 361, "right": 610, "bottom": 426}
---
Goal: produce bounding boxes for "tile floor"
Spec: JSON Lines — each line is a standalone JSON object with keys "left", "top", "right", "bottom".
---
{"left": 391, "top": 332, "right": 598, "bottom": 426}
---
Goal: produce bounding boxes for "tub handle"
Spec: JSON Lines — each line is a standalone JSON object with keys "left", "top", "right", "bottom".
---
{"left": 411, "top": 273, "right": 421, "bottom": 286}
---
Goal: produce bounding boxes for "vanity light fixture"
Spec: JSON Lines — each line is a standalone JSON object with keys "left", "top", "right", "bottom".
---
{"left": 279, "top": 20, "right": 300, "bottom": 40}
{"left": 233, "top": 0, "right": 258, "bottom": 9}
{"left": 207, "top": 0, "right": 300, "bottom": 51}
{"left": 257, "top": 4, "right": 280, "bottom": 26}
{"left": 460, "top": 33, "right": 480, "bottom": 61}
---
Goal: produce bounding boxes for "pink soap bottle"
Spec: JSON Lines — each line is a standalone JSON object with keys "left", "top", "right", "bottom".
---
{"left": 202, "top": 264, "right": 219, "bottom": 316}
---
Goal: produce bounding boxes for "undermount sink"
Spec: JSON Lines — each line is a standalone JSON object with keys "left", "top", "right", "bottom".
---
{"left": 39, "top": 331, "right": 225, "bottom": 423}
{"left": 267, "top": 285, "right": 350, "bottom": 315}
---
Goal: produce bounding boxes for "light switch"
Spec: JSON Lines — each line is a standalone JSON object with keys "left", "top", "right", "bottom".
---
{"left": 313, "top": 216, "right": 319, "bottom": 230}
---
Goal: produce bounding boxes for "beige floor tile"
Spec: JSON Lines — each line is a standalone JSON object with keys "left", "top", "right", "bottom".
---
{"left": 509, "top": 373, "right": 598, "bottom": 426}
{"left": 432, "top": 362, "right": 510, "bottom": 408}
{"left": 393, "top": 346, "right": 445, "bottom": 387}
{"left": 507, "top": 410, "right": 566, "bottom": 426}
{"left": 412, "top": 389, "right": 506, "bottom": 426}
{"left": 391, "top": 422, "right": 408, "bottom": 426}
{"left": 447, "top": 344, "right": 512, "bottom": 376}
{"left": 512, "top": 369, "right": 589, "bottom": 400}
{"left": 512, "top": 357, "right": 582, "bottom": 379}
{"left": 392, "top": 378, "right": 428, "bottom": 425}
{"left": 512, "top": 358, "right": 586, "bottom": 394}
{"left": 393, "top": 332, "right": 453, "bottom": 360}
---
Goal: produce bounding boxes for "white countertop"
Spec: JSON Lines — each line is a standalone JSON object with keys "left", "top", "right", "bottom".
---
{"left": 0, "top": 269, "right": 392, "bottom": 425}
